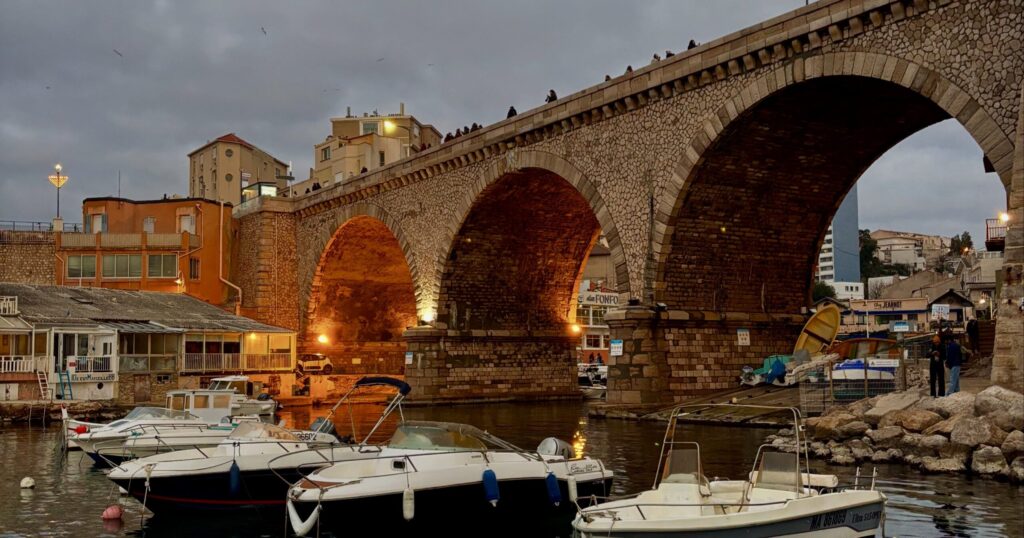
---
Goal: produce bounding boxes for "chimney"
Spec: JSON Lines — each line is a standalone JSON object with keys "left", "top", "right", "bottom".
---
{"left": 346, "top": 106, "right": 351, "bottom": 118}
{"left": 400, "top": 102, "right": 405, "bottom": 115}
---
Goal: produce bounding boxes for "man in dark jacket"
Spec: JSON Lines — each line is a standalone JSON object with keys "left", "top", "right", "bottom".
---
{"left": 928, "top": 334, "right": 945, "bottom": 397}
{"left": 966, "top": 318, "right": 979, "bottom": 353}
{"left": 945, "top": 337, "right": 964, "bottom": 395}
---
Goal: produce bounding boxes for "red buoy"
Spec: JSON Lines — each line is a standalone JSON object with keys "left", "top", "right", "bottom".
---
{"left": 75, "top": 425, "right": 88, "bottom": 434}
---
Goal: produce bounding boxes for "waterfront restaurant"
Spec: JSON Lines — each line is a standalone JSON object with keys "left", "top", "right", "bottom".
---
{"left": 841, "top": 297, "right": 930, "bottom": 337}
{"left": 0, "top": 283, "right": 295, "bottom": 405}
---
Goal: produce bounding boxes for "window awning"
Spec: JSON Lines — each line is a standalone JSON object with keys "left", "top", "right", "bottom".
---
{"left": 99, "top": 321, "right": 184, "bottom": 333}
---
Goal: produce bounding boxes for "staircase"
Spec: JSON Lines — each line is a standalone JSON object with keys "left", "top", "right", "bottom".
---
{"left": 36, "top": 371, "right": 52, "bottom": 400}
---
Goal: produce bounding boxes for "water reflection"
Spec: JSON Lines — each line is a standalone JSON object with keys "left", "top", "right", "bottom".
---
{"left": 0, "top": 401, "right": 1021, "bottom": 537}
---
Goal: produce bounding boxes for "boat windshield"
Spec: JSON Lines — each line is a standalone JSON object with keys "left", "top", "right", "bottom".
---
{"left": 228, "top": 422, "right": 298, "bottom": 441}
{"left": 388, "top": 423, "right": 489, "bottom": 451}
{"left": 209, "top": 380, "right": 247, "bottom": 394}
{"left": 123, "top": 407, "right": 196, "bottom": 421}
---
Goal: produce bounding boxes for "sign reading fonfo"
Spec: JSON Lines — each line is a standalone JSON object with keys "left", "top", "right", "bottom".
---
{"left": 578, "top": 292, "right": 619, "bottom": 306}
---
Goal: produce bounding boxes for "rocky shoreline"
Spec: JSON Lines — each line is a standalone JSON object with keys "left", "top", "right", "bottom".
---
{"left": 766, "top": 386, "right": 1024, "bottom": 483}
{"left": 0, "top": 400, "right": 128, "bottom": 424}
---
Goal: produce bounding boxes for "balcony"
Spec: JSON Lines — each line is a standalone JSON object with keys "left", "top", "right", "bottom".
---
{"left": 0, "top": 296, "right": 17, "bottom": 315}
{"left": 985, "top": 218, "right": 1006, "bottom": 252}
{"left": 182, "top": 353, "right": 293, "bottom": 373}
{"left": 59, "top": 232, "right": 198, "bottom": 250}
{"left": 69, "top": 356, "right": 113, "bottom": 373}
{"left": 0, "top": 356, "right": 45, "bottom": 374}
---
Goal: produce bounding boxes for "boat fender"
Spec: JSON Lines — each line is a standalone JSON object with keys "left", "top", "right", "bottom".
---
{"left": 402, "top": 487, "right": 415, "bottom": 521}
{"left": 567, "top": 475, "right": 578, "bottom": 503}
{"left": 19, "top": 477, "right": 35, "bottom": 489}
{"left": 482, "top": 469, "right": 500, "bottom": 507}
{"left": 545, "top": 472, "right": 561, "bottom": 506}
{"left": 287, "top": 498, "right": 321, "bottom": 537}
{"left": 228, "top": 461, "right": 241, "bottom": 497}
{"left": 101, "top": 504, "right": 123, "bottom": 520}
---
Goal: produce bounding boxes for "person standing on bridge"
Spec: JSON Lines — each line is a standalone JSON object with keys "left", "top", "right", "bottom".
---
{"left": 928, "top": 333, "right": 945, "bottom": 398}
{"left": 507, "top": 106, "right": 517, "bottom": 118}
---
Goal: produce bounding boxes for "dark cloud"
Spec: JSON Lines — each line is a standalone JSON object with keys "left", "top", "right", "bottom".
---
{"left": 0, "top": 0, "right": 1006, "bottom": 244}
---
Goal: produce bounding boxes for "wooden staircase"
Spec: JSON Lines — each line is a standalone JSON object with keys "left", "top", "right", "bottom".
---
{"left": 36, "top": 371, "right": 52, "bottom": 400}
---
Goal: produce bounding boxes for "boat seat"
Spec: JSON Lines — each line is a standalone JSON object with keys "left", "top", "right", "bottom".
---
{"left": 661, "top": 444, "right": 711, "bottom": 497}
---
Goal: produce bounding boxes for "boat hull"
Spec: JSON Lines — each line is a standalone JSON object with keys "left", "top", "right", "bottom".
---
{"left": 575, "top": 497, "right": 884, "bottom": 538}
{"left": 294, "top": 476, "right": 613, "bottom": 534}
{"left": 109, "top": 467, "right": 304, "bottom": 513}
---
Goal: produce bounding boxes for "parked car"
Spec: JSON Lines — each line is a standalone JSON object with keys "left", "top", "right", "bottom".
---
{"left": 297, "top": 353, "right": 333, "bottom": 374}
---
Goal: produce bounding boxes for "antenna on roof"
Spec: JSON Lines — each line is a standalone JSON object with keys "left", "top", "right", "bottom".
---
{"left": 117, "top": 170, "right": 121, "bottom": 198}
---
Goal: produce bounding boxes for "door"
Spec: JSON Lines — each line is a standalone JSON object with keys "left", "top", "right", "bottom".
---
{"left": 134, "top": 375, "right": 150, "bottom": 403}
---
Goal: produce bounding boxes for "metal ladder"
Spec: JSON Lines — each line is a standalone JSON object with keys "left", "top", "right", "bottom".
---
{"left": 57, "top": 372, "right": 73, "bottom": 400}
{"left": 36, "top": 371, "right": 52, "bottom": 400}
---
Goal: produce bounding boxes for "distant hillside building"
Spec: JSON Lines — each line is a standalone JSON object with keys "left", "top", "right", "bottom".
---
{"left": 188, "top": 133, "right": 290, "bottom": 206}
{"left": 870, "top": 229, "right": 951, "bottom": 271}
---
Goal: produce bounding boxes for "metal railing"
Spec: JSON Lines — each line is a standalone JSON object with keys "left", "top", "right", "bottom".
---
{"left": 0, "top": 296, "right": 17, "bottom": 315}
{"left": 799, "top": 353, "right": 909, "bottom": 415}
{"left": 0, "top": 220, "right": 81, "bottom": 232}
{"left": 182, "top": 353, "right": 293, "bottom": 372}
{"left": 0, "top": 356, "right": 41, "bottom": 373}
{"left": 70, "top": 356, "right": 113, "bottom": 373}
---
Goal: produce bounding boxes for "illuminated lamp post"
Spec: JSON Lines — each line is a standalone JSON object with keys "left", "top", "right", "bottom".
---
{"left": 48, "top": 163, "right": 68, "bottom": 222}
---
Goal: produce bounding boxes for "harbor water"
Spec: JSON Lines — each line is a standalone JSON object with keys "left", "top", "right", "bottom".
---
{"left": 1, "top": 401, "right": 1021, "bottom": 537}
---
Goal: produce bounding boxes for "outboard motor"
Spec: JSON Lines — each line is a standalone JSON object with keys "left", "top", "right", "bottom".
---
{"left": 309, "top": 417, "right": 338, "bottom": 437}
{"left": 537, "top": 437, "right": 573, "bottom": 459}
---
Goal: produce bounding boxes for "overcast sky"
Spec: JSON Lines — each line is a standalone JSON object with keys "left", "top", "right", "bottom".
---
{"left": 0, "top": 1, "right": 1007, "bottom": 243}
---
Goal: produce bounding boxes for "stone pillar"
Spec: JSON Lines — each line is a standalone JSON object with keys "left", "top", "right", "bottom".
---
{"left": 233, "top": 199, "right": 299, "bottom": 330}
{"left": 606, "top": 306, "right": 804, "bottom": 406}
{"left": 402, "top": 326, "right": 577, "bottom": 402}
{"left": 992, "top": 85, "right": 1024, "bottom": 392}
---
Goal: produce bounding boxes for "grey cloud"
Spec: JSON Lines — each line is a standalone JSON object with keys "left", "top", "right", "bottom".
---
{"left": 1, "top": 0, "right": 1004, "bottom": 246}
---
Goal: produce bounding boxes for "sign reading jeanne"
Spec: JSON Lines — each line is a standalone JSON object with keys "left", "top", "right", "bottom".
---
{"left": 931, "top": 304, "right": 950, "bottom": 321}
{"left": 849, "top": 297, "right": 928, "bottom": 313}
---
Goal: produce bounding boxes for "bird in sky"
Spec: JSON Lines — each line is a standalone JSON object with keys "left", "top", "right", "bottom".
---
{"left": 376, "top": 57, "right": 385, "bottom": 62}
{"left": 261, "top": 26, "right": 267, "bottom": 35}
{"left": 113, "top": 49, "right": 123, "bottom": 57}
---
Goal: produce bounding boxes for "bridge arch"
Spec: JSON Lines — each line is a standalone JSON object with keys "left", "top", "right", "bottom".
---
{"left": 430, "top": 150, "right": 621, "bottom": 332}
{"left": 654, "top": 52, "right": 1014, "bottom": 314}
{"left": 304, "top": 204, "right": 420, "bottom": 370}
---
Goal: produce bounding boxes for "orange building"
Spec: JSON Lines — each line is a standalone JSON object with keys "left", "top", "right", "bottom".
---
{"left": 54, "top": 197, "right": 239, "bottom": 309}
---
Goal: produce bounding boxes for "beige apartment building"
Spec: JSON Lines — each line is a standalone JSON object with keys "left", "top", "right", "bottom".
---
{"left": 188, "top": 133, "right": 290, "bottom": 206}
{"left": 870, "top": 229, "right": 951, "bottom": 270}
{"left": 290, "top": 104, "right": 441, "bottom": 195}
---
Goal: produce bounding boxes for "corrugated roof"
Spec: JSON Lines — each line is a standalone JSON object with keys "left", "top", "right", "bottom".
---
{"left": 0, "top": 284, "right": 291, "bottom": 333}
{"left": 98, "top": 321, "right": 184, "bottom": 334}
{"left": 0, "top": 315, "right": 33, "bottom": 332}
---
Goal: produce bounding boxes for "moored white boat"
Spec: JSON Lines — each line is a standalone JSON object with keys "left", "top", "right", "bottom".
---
{"left": 286, "top": 421, "right": 613, "bottom": 535}
{"left": 107, "top": 376, "right": 411, "bottom": 513}
{"left": 573, "top": 404, "right": 886, "bottom": 537}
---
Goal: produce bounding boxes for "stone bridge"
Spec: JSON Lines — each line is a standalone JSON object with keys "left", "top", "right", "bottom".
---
{"left": 235, "top": 0, "right": 1024, "bottom": 402}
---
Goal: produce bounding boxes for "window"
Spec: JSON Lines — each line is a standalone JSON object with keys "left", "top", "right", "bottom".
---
{"left": 320, "top": 147, "right": 331, "bottom": 161}
{"left": 148, "top": 254, "right": 177, "bottom": 278}
{"left": 225, "top": 173, "right": 233, "bottom": 183}
{"left": 155, "top": 374, "right": 172, "bottom": 384}
{"left": 67, "top": 255, "right": 96, "bottom": 278}
{"left": 591, "top": 307, "right": 607, "bottom": 325}
{"left": 576, "top": 306, "right": 589, "bottom": 325}
{"left": 194, "top": 394, "right": 210, "bottom": 408}
{"left": 585, "top": 334, "right": 603, "bottom": 349}
{"left": 214, "top": 394, "right": 231, "bottom": 408}
{"left": 225, "top": 149, "right": 234, "bottom": 157}
{"left": 143, "top": 217, "right": 155, "bottom": 234}
{"left": 102, "top": 254, "right": 142, "bottom": 278}
{"left": 379, "top": 151, "right": 386, "bottom": 167}
{"left": 90, "top": 214, "right": 106, "bottom": 234}
{"left": 275, "top": 167, "right": 281, "bottom": 177}
{"left": 178, "top": 215, "right": 195, "bottom": 234}
{"left": 362, "top": 122, "right": 379, "bottom": 135}
{"left": 189, "top": 257, "right": 200, "bottom": 280}
{"left": 269, "top": 334, "right": 292, "bottom": 353}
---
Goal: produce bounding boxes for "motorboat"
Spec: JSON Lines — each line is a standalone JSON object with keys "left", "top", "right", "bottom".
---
{"left": 578, "top": 363, "right": 608, "bottom": 383}
{"left": 573, "top": 404, "right": 886, "bottom": 537}
{"left": 69, "top": 407, "right": 212, "bottom": 465}
{"left": 182, "top": 375, "right": 277, "bottom": 418}
{"left": 578, "top": 372, "right": 607, "bottom": 400}
{"left": 285, "top": 421, "right": 614, "bottom": 535}
{"left": 829, "top": 357, "right": 898, "bottom": 381}
{"left": 106, "top": 376, "right": 411, "bottom": 513}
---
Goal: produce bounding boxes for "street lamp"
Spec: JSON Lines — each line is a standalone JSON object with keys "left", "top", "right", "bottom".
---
{"left": 48, "top": 163, "right": 68, "bottom": 219}
{"left": 999, "top": 212, "right": 1011, "bottom": 223}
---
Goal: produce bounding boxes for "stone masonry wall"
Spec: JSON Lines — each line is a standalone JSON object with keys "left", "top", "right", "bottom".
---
{"left": 404, "top": 329, "right": 577, "bottom": 402}
{"left": 0, "top": 232, "right": 55, "bottom": 284}
{"left": 235, "top": 207, "right": 299, "bottom": 330}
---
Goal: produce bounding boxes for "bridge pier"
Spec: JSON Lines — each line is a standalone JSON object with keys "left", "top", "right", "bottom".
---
{"left": 605, "top": 306, "right": 803, "bottom": 406}
{"left": 402, "top": 327, "right": 577, "bottom": 402}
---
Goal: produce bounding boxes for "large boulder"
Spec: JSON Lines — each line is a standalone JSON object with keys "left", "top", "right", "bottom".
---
{"left": 921, "top": 456, "right": 966, "bottom": 473}
{"left": 864, "top": 392, "right": 923, "bottom": 425}
{"left": 866, "top": 426, "right": 905, "bottom": 448}
{"left": 1000, "top": 430, "right": 1024, "bottom": 461}
{"left": 950, "top": 417, "right": 1005, "bottom": 448}
{"left": 871, "top": 448, "right": 902, "bottom": 463}
{"left": 924, "top": 413, "right": 971, "bottom": 436}
{"left": 987, "top": 409, "right": 1024, "bottom": 433}
{"left": 970, "top": 446, "right": 1009, "bottom": 475}
{"left": 1009, "top": 457, "right": 1024, "bottom": 482}
{"left": 836, "top": 421, "right": 871, "bottom": 439}
{"left": 920, "top": 434, "right": 949, "bottom": 455}
{"left": 812, "top": 413, "right": 857, "bottom": 440}
{"left": 879, "top": 409, "right": 943, "bottom": 432}
{"left": 975, "top": 386, "right": 1024, "bottom": 418}
{"left": 847, "top": 439, "right": 874, "bottom": 461}
{"left": 919, "top": 392, "right": 976, "bottom": 418}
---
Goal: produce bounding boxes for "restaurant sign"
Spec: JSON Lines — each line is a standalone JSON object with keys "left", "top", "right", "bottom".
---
{"left": 578, "top": 292, "right": 619, "bottom": 306}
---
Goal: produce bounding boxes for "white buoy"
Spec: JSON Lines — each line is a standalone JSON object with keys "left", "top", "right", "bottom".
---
{"left": 402, "top": 487, "right": 415, "bottom": 521}
{"left": 567, "top": 475, "right": 579, "bottom": 503}
{"left": 20, "top": 477, "right": 35, "bottom": 489}
{"left": 118, "top": 486, "right": 129, "bottom": 495}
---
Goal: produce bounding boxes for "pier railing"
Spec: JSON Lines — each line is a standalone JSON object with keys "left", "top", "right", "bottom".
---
{"left": 182, "top": 353, "right": 293, "bottom": 372}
